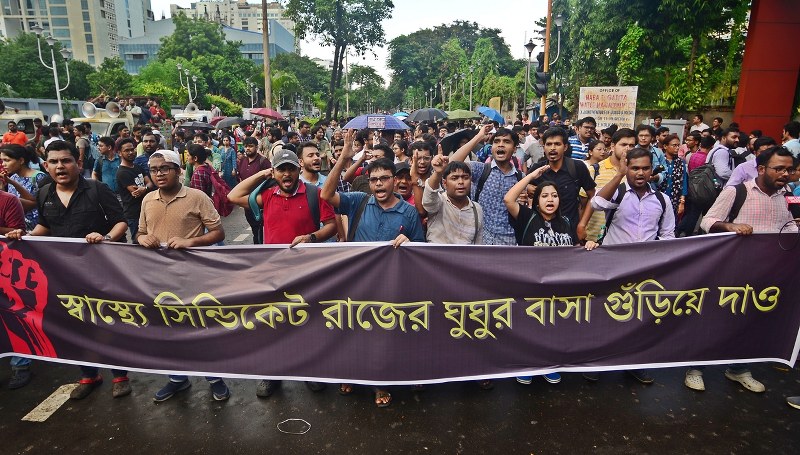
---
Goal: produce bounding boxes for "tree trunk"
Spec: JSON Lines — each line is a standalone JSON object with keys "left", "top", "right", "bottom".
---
{"left": 326, "top": 44, "right": 342, "bottom": 119}
{"left": 687, "top": 35, "right": 699, "bottom": 79}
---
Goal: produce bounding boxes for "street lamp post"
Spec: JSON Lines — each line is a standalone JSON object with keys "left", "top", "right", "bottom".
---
{"left": 31, "top": 24, "right": 71, "bottom": 119}
{"left": 468, "top": 65, "right": 480, "bottom": 110}
{"left": 177, "top": 63, "right": 194, "bottom": 103}
{"left": 524, "top": 39, "right": 536, "bottom": 115}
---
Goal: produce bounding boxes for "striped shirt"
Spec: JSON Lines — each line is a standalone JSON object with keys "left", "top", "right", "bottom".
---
{"left": 700, "top": 179, "right": 797, "bottom": 233}
{"left": 568, "top": 135, "right": 590, "bottom": 160}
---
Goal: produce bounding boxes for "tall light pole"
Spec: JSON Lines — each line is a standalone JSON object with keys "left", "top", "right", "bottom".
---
{"left": 177, "top": 63, "right": 194, "bottom": 103}
{"left": 524, "top": 39, "right": 536, "bottom": 114}
{"left": 31, "top": 23, "right": 71, "bottom": 119}
{"left": 261, "top": 0, "right": 272, "bottom": 109}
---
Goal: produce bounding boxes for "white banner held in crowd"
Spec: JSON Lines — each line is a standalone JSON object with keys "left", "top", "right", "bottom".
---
{"left": 578, "top": 86, "right": 638, "bottom": 129}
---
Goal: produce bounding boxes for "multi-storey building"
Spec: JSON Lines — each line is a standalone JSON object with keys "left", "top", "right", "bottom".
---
{"left": 0, "top": 0, "right": 153, "bottom": 67}
{"left": 169, "top": 0, "right": 298, "bottom": 52}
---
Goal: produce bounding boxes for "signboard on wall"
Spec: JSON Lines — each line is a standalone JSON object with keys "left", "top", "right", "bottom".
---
{"left": 578, "top": 86, "right": 638, "bottom": 129}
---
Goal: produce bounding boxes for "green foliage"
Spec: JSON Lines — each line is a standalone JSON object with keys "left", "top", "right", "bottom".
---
{"left": 203, "top": 94, "right": 243, "bottom": 117}
{"left": 478, "top": 74, "right": 518, "bottom": 108}
{"left": 87, "top": 57, "right": 132, "bottom": 97}
{"left": 658, "top": 54, "right": 713, "bottom": 112}
{"left": 272, "top": 53, "right": 331, "bottom": 95}
{"left": 271, "top": 71, "right": 301, "bottom": 109}
{"left": 616, "top": 24, "right": 646, "bottom": 86}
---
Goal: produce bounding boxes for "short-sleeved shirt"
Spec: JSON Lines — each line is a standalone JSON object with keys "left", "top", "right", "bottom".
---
{"left": 260, "top": 181, "right": 335, "bottom": 244}
{"left": 468, "top": 160, "right": 521, "bottom": 242}
{"left": 337, "top": 191, "right": 424, "bottom": 242}
{"left": 568, "top": 136, "right": 590, "bottom": 160}
{"left": 138, "top": 185, "right": 221, "bottom": 241}
{"left": 94, "top": 154, "right": 121, "bottom": 193}
{"left": 237, "top": 154, "right": 271, "bottom": 182}
{"left": 0, "top": 191, "right": 25, "bottom": 230}
{"left": 37, "top": 177, "right": 125, "bottom": 238}
{"left": 2, "top": 131, "right": 28, "bottom": 146}
{"left": 529, "top": 158, "right": 596, "bottom": 229}
{"left": 510, "top": 206, "right": 576, "bottom": 246}
{"left": 116, "top": 164, "right": 148, "bottom": 219}
{"left": 579, "top": 157, "right": 619, "bottom": 241}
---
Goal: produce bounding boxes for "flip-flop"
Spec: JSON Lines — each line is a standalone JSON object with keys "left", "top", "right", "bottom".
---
{"left": 375, "top": 390, "right": 392, "bottom": 408}
{"left": 338, "top": 383, "right": 353, "bottom": 395}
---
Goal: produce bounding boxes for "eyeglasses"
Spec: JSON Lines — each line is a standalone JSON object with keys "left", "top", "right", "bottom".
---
{"left": 368, "top": 175, "right": 393, "bottom": 184}
{"left": 149, "top": 165, "right": 177, "bottom": 175}
{"left": 766, "top": 166, "right": 797, "bottom": 175}
{"left": 417, "top": 156, "right": 432, "bottom": 162}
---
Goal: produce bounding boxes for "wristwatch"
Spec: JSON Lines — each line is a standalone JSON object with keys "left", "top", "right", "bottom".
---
{"left": 416, "top": 178, "right": 425, "bottom": 188}
{"left": 309, "top": 233, "right": 317, "bottom": 243}
{"left": 103, "top": 234, "right": 113, "bottom": 241}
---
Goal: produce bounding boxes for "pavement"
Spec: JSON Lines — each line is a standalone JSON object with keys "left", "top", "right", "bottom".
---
{"left": 2, "top": 208, "right": 800, "bottom": 454}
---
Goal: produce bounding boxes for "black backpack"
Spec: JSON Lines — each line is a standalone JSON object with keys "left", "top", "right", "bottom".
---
{"left": 687, "top": 148, "right": 724, "bottom": 210}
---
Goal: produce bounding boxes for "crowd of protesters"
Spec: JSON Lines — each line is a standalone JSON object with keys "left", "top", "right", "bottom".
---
{"left": 2, "top": 106, "right": 800, "bottom": 409}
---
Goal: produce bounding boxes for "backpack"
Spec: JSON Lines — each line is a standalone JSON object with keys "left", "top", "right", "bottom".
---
{"left": 598, "top": 182, "right": 666, "bottom": 244}
{"left": 37, "top": 179, "right": 127, "bottom": 243}
{"left": 209, "top": 167, "right": 234, "bottom": 217}
{"left": 731, "top": 149, "right": 753, "bottom": 168}
{"left": 687, "top": 148, "right": 723, "bottom": 210}
{"left": 84, "top": 133, "right": 100, "bottom": 172}
{"left": 590, "top": 162, "right": 600, "bottom": 180}
{"left": 474, "top": 161, "right": 523, "bottom": 202}
{"left": 247, "top": 179, "right": 320, "bottom": 227}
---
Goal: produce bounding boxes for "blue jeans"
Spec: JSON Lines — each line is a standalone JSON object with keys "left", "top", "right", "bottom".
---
{"left": 127, "top": 218, "right": 139, "bottom": 244}
{"left": 10, "top": 356, "right": 31, "bottom": 368}
{"left": 81, "top": 366, "right": 127, "bottom": 379}
{"left": 168, "top": 375, "right": 222, "bottom": 383}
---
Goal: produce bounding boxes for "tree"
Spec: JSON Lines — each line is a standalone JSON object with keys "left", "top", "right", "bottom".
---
{"left": 272, "top": 53, "right": 331, "bottom": 96}
{"left": 283, "top": 0, "right": 395, "bottom": 119}
{"left": 87, "top": 57, "right": 132, "bottom": 97}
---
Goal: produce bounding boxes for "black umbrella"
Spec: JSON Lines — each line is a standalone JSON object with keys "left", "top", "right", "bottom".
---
{"left": 178, "top": 121, "right": 214, "bottom": 130}
{"left": 438, "top": 128, "right": 478, "bottom": 155}
{"left": 406, "top": 108, "right": 448, "bottom": 123}
{"left": 215, "top": 117, "right": 247, "bottom": 129}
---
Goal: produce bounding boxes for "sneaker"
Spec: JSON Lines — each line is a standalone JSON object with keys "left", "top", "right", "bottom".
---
{"left": 70, "top": 375, "right": 103, "bottom": 400}
{"left": 305, "top": 381, "right": 326, "bottom": 392}
{"left": 724, "top": 369, "right": 765, "bottom": 393}
{"left": 543, "top": 373, "right": 561, "bottom": 384}
{"left": 210, "top": 380, "right": 230, "bottom": 401}
{"left": 256, "top": 379, "right": 281, "bottom": 398}
{"left": 153, "top": 379, "right": 192, "bottom": 402}
{"left": 582, "top": 372, "right": 599, "bottom": 382}
{"left": 516, "top": 376, "right": 533, "bottom": 385}
{"left": 7, "top": 368, "right": 32, "bottom": 389}
{"left": 684, "top": 369, "right": 705, "bottom": 391}
{"left": 787, "top": 396, "right": 800, "bottom": 409}
{"left": 112, "top": 377, "right": 132, "bottom": 398}
{"left": 629, "top": 369, "right": 655, "bottom": 385}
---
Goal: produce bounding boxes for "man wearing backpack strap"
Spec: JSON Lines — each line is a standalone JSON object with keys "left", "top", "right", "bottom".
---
{"left": 694, "top": 146, "right": 798, "bottom": 396}
{"left": 228, "top": 148, "right": 336, "bottom": 399}
{"left": 587, "top": 146, "right": 675, "bottom": 385}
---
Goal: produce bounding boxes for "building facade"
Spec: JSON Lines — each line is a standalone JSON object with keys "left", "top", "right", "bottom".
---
{"left": 0, "top": 0, "right": 152, "bottom": 66}
{"left": 118, "top": 18, "right": 294, "bottom": 74}
{"left": 169, "top": 0, "right": 298, "bottom": 52}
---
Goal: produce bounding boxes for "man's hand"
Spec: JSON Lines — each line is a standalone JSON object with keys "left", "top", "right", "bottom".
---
{"left": 477, "top": 124, "right": 493, "bottom": 142}
{"left": 341, "top": 130, "right": 356, "bottom": 161}
{"left": 289, "top": 234, "right": 312, "bottom": 248}
{"left": 85, "top": 232, "right": 106, "bottom": 244}
{"left": 391, "top": 234, "right": 409, "bottom": 248}
{"left": 576, "top": 223, "right": 587, "bottom": 242}
{"left": 727, "top": 223, "right": 753, "bottom": 236}
{"left": 166, "top": 237, "right": 194, "bottom": 249}
{"left": 4, "top": 229, "right": 25, "bottom": 241}
{"left": 410, "top": 150, "right": 420, "bottom": 180}
{"left": 430, "top": 154, "right": 448, "bottom": 174}
{"left": 137, "top": 234, "right": 161, "bottom": 249}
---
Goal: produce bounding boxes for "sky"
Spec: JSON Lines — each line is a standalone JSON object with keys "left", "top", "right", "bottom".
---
{"left": 150, "top": 0, "right": 549, "bottom": 82}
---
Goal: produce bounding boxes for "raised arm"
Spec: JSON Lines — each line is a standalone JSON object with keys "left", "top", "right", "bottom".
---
{"left": 321, "top": 129, "right": 356, "bottom": 208}
{"left": 503, "top": 165, "right": 550, "bottom": 219}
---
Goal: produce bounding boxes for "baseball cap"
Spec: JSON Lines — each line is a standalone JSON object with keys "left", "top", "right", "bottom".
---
{"left": 394, "top": 162, "right": 411, "bottom": 175}
{"left": 272, "top": 149, "right": 300, "bottom": 168}
{"left": 149, "top": 150, "right": 181, "bottom": 167}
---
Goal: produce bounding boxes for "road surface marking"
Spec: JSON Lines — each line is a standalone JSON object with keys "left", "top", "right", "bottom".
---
{"left": 233, "top": 234, "right": 250, "bottom": 242}
{"left": 22, "top": 383, "right": 78, "bottom": 422}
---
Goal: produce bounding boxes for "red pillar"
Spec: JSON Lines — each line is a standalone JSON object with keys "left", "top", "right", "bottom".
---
{"left": 733, "top": 0, "right": 800, "bottom": 138}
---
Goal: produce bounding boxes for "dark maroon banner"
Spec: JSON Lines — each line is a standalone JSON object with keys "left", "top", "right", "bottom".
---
{"left": 1, "top": 234, "right": 799, "bottom": 384}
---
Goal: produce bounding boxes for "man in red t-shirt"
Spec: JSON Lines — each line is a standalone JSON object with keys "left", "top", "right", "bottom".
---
{"left": 2, "top": 122, "right": 28, "bottom": 146}
{"left": 227, "top": 148, "right": 336, "bottom": 397}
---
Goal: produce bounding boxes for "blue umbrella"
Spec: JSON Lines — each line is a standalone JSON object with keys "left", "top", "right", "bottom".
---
{"left": 343, "top": 114, "right": 410, "bottom": 130}
{"left": 393, "top": 111, "right": 410, "bottom": 118}
{"left": 476, "top": 106, "right": 505, "bottom": 124}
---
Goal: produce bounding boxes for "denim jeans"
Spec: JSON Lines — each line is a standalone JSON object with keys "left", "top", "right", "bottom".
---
{"left": 80, "top": 366, "right": 128, "bottom": 379}
{"left": 10, "top": 356, "right": 31, "bottom": 368}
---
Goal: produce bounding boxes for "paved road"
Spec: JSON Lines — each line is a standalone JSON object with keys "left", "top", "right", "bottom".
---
{"left": 2, "top": 209, "right": 800, "bottom": 454}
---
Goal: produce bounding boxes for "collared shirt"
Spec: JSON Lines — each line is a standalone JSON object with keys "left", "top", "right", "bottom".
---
{"left": 530, "top": 158, "right": 596, "bottom": 231}
{"left": 2, "top": 131, "right": 27, "bottom": 146}
{"left": 138, "top": 185, "right": 221, "bottom": 241}
{"left": 94, "top": 154, "right": 121, "bottom": 193}
{"left": 300, "top": 173, "right": 327, "bottom": 187}
{"left": 0, "top": 191, "right": 25, "bottom": 230}
{"left": 783, "top": 138, "right": 800, "bottom": 158}
{"left": 338, "top": 191, "right": 424, "bottom": 242}
{"left": 468, "top": 160, "right": 521, "bottom": 243}
{"left": 690, "top": 122, "right": 710, "bottom": 132}
{"left": 38, "top": 177, "right": 125, "bottom": 238}
{"left": 580, "top": 157, "right": 619, "bottom": 241}
{"left": 260, "top": 181, "right": 335, "bottom": 244}
{"left": 237, "top": 154, "right": 271, "bottom": 182}
{"left": 591, "top": 183, "right": 676, "bottom": 245}
{"left": 725, "top": 160, "right": 758, "bottom": 188}
{"left": 568, "top": 135, "right": 590, "bottom": 160}
{"left": 422, "top": 181, "right": 483, "bottom": 244}
{"left": 706, "top": 144, "right": 734, "bottom": 183}
{"left": 700, "top": 179, "right": 796, "bottom": 233}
